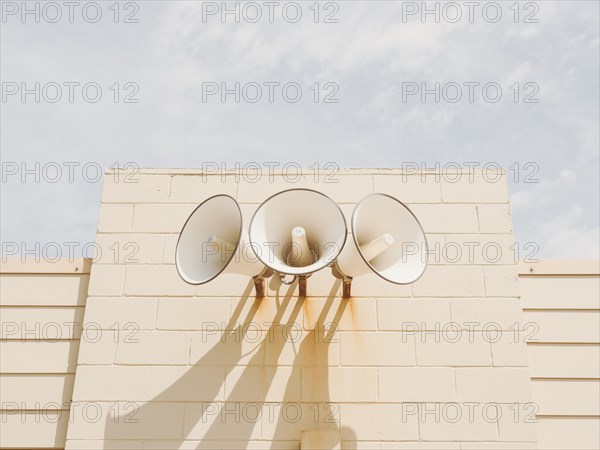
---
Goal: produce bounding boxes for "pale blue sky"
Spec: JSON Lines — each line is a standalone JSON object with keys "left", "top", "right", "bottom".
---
{"left": 1, "top": 1, "right": 599, "bottom": 258}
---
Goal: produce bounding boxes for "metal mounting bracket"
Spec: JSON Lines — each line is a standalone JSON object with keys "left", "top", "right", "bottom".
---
{"left": 253, "top": 268, "right": 274, "bottom": 299}
{"left": 331, "top": 262, "right": 353, "bottom": 299}
{"left": 298, "top": 275, "right": 307, "bottom": 298}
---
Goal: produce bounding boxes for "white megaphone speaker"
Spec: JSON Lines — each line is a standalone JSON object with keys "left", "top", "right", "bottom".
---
{"left": 333, "top": 193, "right": 428, "bottom": 297}
{"left": 249, "top": 189, "right": 347, "bottom": 295}
{"left": 176, "top": 195, "right": 271, "bottom": 297}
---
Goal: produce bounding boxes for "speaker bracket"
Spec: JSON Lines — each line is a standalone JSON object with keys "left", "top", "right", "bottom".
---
{"left": 342, "top": 279, "right": 352, "bottom": 299}
{"left": 298, "top": 276, "right": 307, "bottom": 298}
{"left": 331, "top": 263, "right": 353, "bottom": 299}
{"left": 253, "top": 268, "right": 274, "bottom": 299}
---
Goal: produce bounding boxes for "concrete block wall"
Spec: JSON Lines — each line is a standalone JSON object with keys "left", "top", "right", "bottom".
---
{"left": 64, "top": 168, "right": 538, "bottom": 449}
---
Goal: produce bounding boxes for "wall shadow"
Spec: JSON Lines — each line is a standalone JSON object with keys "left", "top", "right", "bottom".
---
{"left": 102, "top": 278, "right": 353, "bottom": 449}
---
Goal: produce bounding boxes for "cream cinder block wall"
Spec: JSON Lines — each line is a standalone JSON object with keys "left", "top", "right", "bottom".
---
{"left": 60, "top": 168, "right": 540, "bottom": 450}
{"left": 1, "top": 260, "right": 597, "bottom": 450}
{"left": 518, "top": 260, "right": 600, "bottom": 450}
{"left": 0, "top": 259, "right": 90, "bottom": 449}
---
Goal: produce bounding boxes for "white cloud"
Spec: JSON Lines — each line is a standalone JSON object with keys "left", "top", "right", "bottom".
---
{"left": 534, "top": 206, "right": 600, "bottom": 258}
{"left": 1, "top": 1, "right": 598, "bottom": 258}
{"left": 510, "top": 169, "right": 577, "bottom": 211}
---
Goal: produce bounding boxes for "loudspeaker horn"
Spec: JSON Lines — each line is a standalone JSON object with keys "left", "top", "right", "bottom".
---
{"left": 249, "top": 189, "right": 347, "bottom": 293}
{"left": 333, "top": 193, "right": 428, "bottom": 297}
{"left": 175, "top": 194, "right": 270, "bottom": 296}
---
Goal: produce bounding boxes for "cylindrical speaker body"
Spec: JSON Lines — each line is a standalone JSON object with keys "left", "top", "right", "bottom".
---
{"left": 336, "top": 193, "right": 428, "bottom": 284}
{"left": 249, "top": 189, "right": 348, "bottom": 276}
{"left": 175, "top": 195, "right": 264, "bottom": 285}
